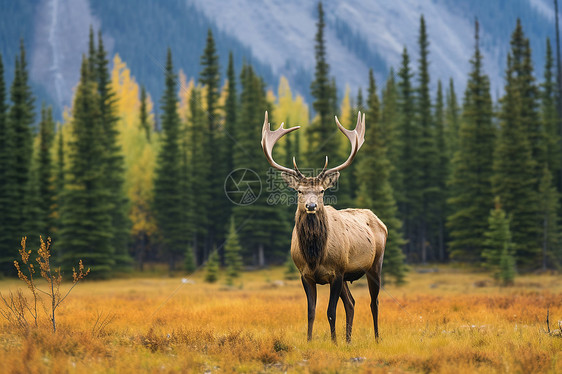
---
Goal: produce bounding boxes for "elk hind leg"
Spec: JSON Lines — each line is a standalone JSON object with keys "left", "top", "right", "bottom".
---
{"left": 367, "top": 267, "right": 382, "bottom": 340}
{"left": 339, "top": 281, "right": 355, "bottom": 343}
{"left": 301, "top": 276, "right": 317, "bottom": 341}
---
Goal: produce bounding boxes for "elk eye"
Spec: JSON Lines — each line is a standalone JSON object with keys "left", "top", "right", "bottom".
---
{"left": 320, "top": 189, "right": 325, "bottom": 193}
{"left": 297, "top": 190, "right": 303, "bottom": 194}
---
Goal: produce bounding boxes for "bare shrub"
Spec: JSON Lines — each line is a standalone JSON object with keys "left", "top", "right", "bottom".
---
{"left": 0, "top": 237, "right": 90, "bottom": 333}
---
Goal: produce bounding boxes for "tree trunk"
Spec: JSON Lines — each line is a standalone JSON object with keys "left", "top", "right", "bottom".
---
{"left": 420, "top": 223, "right": 427, "bottom": 264}
{"left": 169, "top": 254, "right": 175, "bottom": 272}
{"left": 438, "top": 216, "right": 445, "bottom": 262}
{"left": 543, "top": 215, "right": 548, "bottom": 271}
{"left": 555, "top": 0, "right": 562, "bottom": 191}
{"left": 137, "top": 234, "right": 146, "bottom": 272}
{"left": 258, "top": 243, "right": 265, "bottom": 267}
{"left": 193, "top": 235, "right": 199, "bottom": 265}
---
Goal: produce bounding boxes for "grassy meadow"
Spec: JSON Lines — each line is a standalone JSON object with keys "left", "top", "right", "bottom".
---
{"left": 0, "top": 266, "right": 560, "bottom": 373}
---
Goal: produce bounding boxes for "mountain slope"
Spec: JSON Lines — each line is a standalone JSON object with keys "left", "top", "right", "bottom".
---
{"left": 1, "top": 0, "right": 560, "bottom": 118}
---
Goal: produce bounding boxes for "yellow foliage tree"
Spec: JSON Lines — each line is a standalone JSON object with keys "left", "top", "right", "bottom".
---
{"left": 110, "top": 54, "right": 158, "bottom": 267}
{"left": 338, "top": 85, "right": 353, "bottom": 158}
{"left": 274, "top": 76, "right": 309, "bottom": 162}
{"left": 178, "top": 70, "right": 195, "bottom": 124}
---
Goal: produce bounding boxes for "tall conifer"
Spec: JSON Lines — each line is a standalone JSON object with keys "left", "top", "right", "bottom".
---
{"left": 433, "top": 80, "right": 448, "bottom": 261}
{"left": 381, "top": 69, "right": 401, "bottom": 193}
{"left": 416, "top": 16, "right": 438, "bottom": 263}
{"left": 54, "top": 125, "right": 65, "bottom": 239}
{"left": 59, "top": 57, "right": 114, "bottom": 276}
{"left": 356, "top": 70, "right": 407, "bottom": 284}
{"left": 36, "top": 104, "right": 56, "bottom": 238}
{"left": 87, "top": 26, "right": 96, "bottom": 79}
{"left": 139, "top": 85, "right": 151, "bottom": 141}
{"left": 233, "top": 64, "right": 289, "bottom": 266}
{"left": 308, "top": 2, "right": 340, "bottom": 169}
{"left": 396, "top": 47, "right": 421, "bottom": 261}
{"left": 187, "top": 85, "right": 211, "bottom": 264}
{"left": 0, "top": 53, "right": 15, "bottom": 272}
{"left": 448, "top": 19, "right": 495, "bottom": 262}
{"left": 493, "top": 20, "right": 542, "bottom": 269}
{"left": 445, "top": 78, "right": 460, "bottom": 162}
{"left": 0, "top": 41, "right": 35, "bottom": 271}
{"left": 538, "top": 166, "right": 560, "bottom": 269}
{"left": 154, "top": 49, "right": 186, "bottom": 270}
{"left": 96, "top": 31, "right": 131, "bottom": 268}
{"left": 540, "top": 38, "right": 561, "bottom": 176}
{"left": 199, "top": 29, "right": 226, "bottom": 252}
{"left": 225, "top": 52, "right": 238, "bottom": 176}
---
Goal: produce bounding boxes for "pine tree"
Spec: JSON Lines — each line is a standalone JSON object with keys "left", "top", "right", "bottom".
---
{"left": 0, "top": 54, "right": 6, "bottom": 192}
{"left": 538, "top": 166, "right": 560, "bottom": 270}
{"left": 482, "top": 197, "right": 512, "bottom": 277}
{"left": 233, "top": 63, "right": 289, "bottom": 266}
{"left": 416, "top": 15, "right": 438, "bottom": 263}
{"left": 224, "top": 217, "right": 243, "bottom": 285}
{"left": 445, "top": 78, "right": 461, "bottom": 162}
{"left": 139, "top": 85, "right": 151, "bottom": 141}
{"left": 0, "top": 41, "right": 35, "bottom": 272}
{"left": 433, "top": 80, "right": 448, "bottom": 261}
{"left": 199, "top": 29, "right": 226, "bottom": 253}
{"left": 224, "top": 52, "right": 238, "bottom": 176}
{"left": 509, "top": 22, "right": 544, "bottom": 178}
{"left": 308, "top": 1, "right": 340, "bottom": 169}
{"left": 499, "top": 245, "right": 516, "bottom": 286}
{"left": 493, "top": 20, "right": 541, "bottom": 269}
{"left": 187, "top": 85, "right": 211, "bottom": 265}
{"left": 24, "top": 152, "right": 42, "bottom": 250}
{"left": 0, "top": 52, "right": 15, "bottom": 272}
{"left": 96, "top": 31, "right": 131, "bottom": 268}
{"left": 540, "top": 38, "right": 561, "bottom": 179}
{"left": 396, "top": 47, "right": 421, "bottom": 261}
{"left": 154, "top": 49, "right": 186, "bottom": 270}
{"left": 356, "top": 70, "right": 407, "bottom": 285}
{"left": 53, "top": 125, "right": 65, "bottom": 239}
{"left": 179, "top": 137, "right": 192, "bottom": 269}
{"left": 59, "top": 57, "right": 114, "bottom": 277}
{"left": 205, "top": 249, "right": 219, "bottom": 283}
{"left": 448, "top": 19, "right": 495, "bottom": 262}
{"left": 88, "top": 26, "right": 97, "bottom": 80}
{"left": 381, "top": 68, "right": 402, "bottom": 194}
{"left": 11, "top": 40, "right": 35, "bottom": 231}
{"left": 356, "top": 88, "right": 364, "bottom": 112}
{"left": 36, "top": 104, "right": 56, "bottom": 238}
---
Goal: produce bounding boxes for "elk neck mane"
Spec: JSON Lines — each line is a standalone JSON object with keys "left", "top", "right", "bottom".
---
{"left": 295, "top": 208, "right": 328, "bottom": 270}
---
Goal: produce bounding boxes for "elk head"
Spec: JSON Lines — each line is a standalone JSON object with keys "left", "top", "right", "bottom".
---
{"left": 261, "top": 111, "right": 365, "bottom": 214}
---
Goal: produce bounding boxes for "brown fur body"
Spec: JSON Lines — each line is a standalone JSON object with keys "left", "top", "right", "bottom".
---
{"left": 292, "top": 205, "right": 387, "bottom": 285}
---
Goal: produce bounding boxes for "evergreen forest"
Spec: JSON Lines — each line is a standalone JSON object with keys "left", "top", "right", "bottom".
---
{"left": 1, "top": 3, "right": 561, "bottom": 283}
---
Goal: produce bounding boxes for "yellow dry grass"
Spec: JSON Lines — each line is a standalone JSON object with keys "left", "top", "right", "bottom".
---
{"left": 0, "top": 267, "right": 560, "bottom": 373}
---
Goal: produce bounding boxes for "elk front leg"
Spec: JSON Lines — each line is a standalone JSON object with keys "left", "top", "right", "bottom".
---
{"left": 327, "top": 275, "right": 344, "bottom": 344}
{"left": 301, "top": 276, "right": 317, "bottom": 341}
{"left": 340, "top": 281, "right": 355, "bottom": 343}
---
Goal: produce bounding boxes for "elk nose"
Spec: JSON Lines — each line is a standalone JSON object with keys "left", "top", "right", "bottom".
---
{"left": 306, "top": 203, "right": 317, "bottom": 212}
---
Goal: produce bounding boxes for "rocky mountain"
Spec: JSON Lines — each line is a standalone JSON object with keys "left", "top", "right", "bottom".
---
{"left": 0, "top": 0, "right": 559, "bottom": 119}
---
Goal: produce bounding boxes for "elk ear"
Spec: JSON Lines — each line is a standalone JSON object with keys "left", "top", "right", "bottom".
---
{"left": 321, "top": 171, "right": 340, "bottom": 189}
{"left": 281, "top": 172, "right": 300, "bottom": 190}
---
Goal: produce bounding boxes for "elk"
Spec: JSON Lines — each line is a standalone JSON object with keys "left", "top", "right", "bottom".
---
{"left": 261, "top": 111, "right": 387, "bottom": 344}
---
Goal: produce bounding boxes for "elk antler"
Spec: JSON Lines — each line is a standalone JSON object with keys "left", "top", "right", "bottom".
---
{"left": 261, "top": 111, "right": 304, "bottom": 178}
{"left": 318, "top": 111, "right": 365, "bottom": 177}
